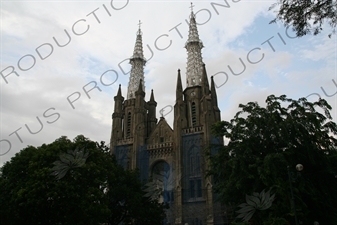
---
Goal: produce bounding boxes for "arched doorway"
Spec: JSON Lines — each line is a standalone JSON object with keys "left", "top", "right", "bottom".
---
{"left": 151, "top": 160, "right": 173, "bottom": 203}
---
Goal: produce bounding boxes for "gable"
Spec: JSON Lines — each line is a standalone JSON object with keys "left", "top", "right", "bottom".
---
{"left": 148, "top": 118, "right": 174, "bottom": 145}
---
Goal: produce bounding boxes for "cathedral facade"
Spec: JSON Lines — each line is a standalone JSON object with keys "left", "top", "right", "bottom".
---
{"left": 110, "top": 8, "right": 224, "bottom": 225}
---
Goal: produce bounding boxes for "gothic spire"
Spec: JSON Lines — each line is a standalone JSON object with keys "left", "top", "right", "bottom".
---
{"left": 113, "top": 84, "right": 124, "bottom": 113}
{"left": 135, "top": 79, "right": 145, "bottom": 97}
{"left": 114, "top": 84, "right": 124, "bottom": 101}
{"left": 149, "top": 89, "right": 155, "bottom": 102}
{"left": 211, "top": 76, "right": 218, "bottom": 107}
{"left": 117, "top": 84, "right": 122, "bottom": 97}
{"left": 185, "top": 3, "right": 204, "bottom": 88}
{"left": 127, "top": 20, "right": 146, "bottom": 99}
{"left": 176, "top": 69, "right": 183, "bottom": 102}
{"left": 201, "top": 63, "right": 210, "bottom": 96}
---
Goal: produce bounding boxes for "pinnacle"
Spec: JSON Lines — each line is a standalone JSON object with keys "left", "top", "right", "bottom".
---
{"left": 150, "top": 89, "right": 155, "bottom": 102}
{"left": 138, "top": 79, "right": 143, "bottom": 92}
{"left": 211, "top": 76, "right": 218, "bottom": 107}
{"left": 176, "top": 69, "right": 183, "bottom": 102}
{"left": 117, "top": 84, "right": 122, "bottom": 96}
{"left": 202, "top": 63, "right": 210, "bottom": 95}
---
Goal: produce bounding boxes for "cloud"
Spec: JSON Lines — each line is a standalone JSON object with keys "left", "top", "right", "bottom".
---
{"left": 1, "top": 0, "right": 336, "bottom": 166}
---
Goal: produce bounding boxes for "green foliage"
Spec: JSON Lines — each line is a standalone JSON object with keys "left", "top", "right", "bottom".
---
{"left": 51, "top": 147, "right": 89, "bottom": 179}
{"left": 231, "top": 222, "right": 250, "bottom": 225}
{"left": 263, "top": 217, "right": 288, "bottom": 225}
{"left": 107, "top": 167, "right": 167, "bottom": 225}
{"left": 209, "top": 95, "right": 337, "bottom": 224}
{"left": 270, "top": 0, "right": 337, "bottom": 37}
{"left": 0, "top": 135, "right": 166, "bottom": 225}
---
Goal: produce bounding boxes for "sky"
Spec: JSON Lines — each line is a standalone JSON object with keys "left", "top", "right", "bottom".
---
{"left": 1, "top": 0, "right": 336, "bottom": 167}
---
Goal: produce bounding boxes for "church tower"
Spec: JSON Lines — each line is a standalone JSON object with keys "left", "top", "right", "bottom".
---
{"left": 172, "top": 6, "right": 223, "bottom": 225}
{"left": 110, "top": 5, "right": 223, "bottom": 225}
{"left": 110, "top": 22, "right": 157, "bottom": 176}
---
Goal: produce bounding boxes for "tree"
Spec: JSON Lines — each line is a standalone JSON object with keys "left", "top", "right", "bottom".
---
{"left": 0, "top": 135, "right": 166, "bottom": 225}
{"left": 208, "top": 95, "right": 337, "bottom": 224}
{"left": 108, "top": 168, "right": 167, "bottom": 225}
{"left": 270, "top": 0, "right": 337, "bottom": 37}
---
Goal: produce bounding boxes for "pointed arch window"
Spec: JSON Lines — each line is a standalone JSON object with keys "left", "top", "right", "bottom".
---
{"left": 191, "top": 102, "right": 197, "bottom": 127}
{"left": 196, "top": 152, "right": 200, "bottom": 174}
{"left": 126, "top": 112, "right": 131, "bottom": 138}
{"left": 187, "top": 145, "right": 203, "bottom": 200}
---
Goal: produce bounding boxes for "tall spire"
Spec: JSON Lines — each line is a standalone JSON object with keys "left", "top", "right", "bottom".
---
{"left": 185, "top": 3, "right": 204, "bottom": 88}
{"left": 127, "top": 20, "right": 146, "bottom": 99}
{"left": 211, "top": 76, "right": 218, "bottom": 107}
{"left": 135, "top": 79, "right": 145, "bottom": 97}
{"left": 117, "top": 84, "right": 122, "bottom": 97}
{"left": 149, "top": 89, "right": 155, "bottom": 102}
{"left": 176, "top": 69, "right": 183, "bottom": 102}
{"left": 201, "top": 63, "right": 210, "bottom": 96}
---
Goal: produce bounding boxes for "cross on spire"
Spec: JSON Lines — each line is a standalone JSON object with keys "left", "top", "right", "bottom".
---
{"left": 138, "top": 20, "right": 142, "bottom": 30}
{"left": 190, "top": 2, "right": 194, "bottom": 12}
{"left": 137, "top": 20, "right": 142, "bottom": 35}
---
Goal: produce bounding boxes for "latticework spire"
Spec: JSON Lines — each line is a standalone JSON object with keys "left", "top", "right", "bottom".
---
{"left": 127, "top": 21, "right": 146, "bottom": 99}
{"left": 185, "top": 3, "right": 204, "bottom": 88}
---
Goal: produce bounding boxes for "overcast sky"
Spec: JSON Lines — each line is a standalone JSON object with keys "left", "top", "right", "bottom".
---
{"left": 1, "top": 0, "right": 336, "bottom": 166}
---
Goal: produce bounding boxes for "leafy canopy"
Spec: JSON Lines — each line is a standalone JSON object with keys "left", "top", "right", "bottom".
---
{"left": 209, "top": 95, "right": 337, "bottom": 224}
{"left": 236, "top": 188, "right": 276, "bottom": 222}
{"left": 0, "top": 135, "right": 166, "bottom": 225}
{"left": 270, "top": 0, "right": 337, "bottom": 37}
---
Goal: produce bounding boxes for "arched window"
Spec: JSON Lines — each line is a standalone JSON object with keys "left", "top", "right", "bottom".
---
{"left": 191, "top": 102, "right": 197, "bottom": 127}
{"left": 151, "top": 161, "right": 173, "bottom": 203}
{"left": 196, "top": 152, "right": 200, "bottom": 174}
{"left": 188, "top": 145, "right": 202, "bottom": 200}
{"left": 126, "top": 112, "right": 131, "bottom": 138}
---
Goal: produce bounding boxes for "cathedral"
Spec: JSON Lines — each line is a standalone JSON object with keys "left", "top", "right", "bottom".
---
{"left": 110, "top": 7, "right": 224, "bottom": 225}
